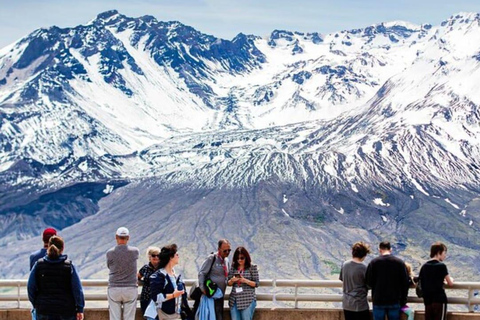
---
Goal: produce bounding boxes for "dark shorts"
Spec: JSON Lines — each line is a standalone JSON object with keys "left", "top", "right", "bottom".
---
{"left": 344, "top": 309, "right": 370, "bottom": 320}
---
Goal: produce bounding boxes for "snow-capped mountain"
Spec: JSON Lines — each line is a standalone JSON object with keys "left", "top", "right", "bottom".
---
{"left": 1, "top": 11, "right": 480, "bottom": 279}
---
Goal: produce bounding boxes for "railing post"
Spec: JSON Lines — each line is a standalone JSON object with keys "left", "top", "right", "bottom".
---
{"left": 468, "top": 287, "right": 473, "bottom": 312}
{"left": 17, "top": 281, "right": 20, "bottom": 309}
{"left": 272, "top": 277, "right": 277, "bottom": 306}
{"left": 294, "top": 284, "right": 298, "bottom": 309}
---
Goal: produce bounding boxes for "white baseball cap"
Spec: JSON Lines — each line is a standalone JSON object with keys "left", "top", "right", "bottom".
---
{"left": 116, "top": 227, "right": 129, "bottom": 237}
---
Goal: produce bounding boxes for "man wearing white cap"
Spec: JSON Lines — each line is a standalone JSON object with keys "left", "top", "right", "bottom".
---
{"left": 106, "top": 227, "right": 139, "bottom": 320}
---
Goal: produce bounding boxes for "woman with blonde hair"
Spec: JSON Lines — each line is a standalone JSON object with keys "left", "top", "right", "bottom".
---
{"left": 28, "top": 235, "right": 85, "bottom": 320}
{"left": 138, "top": 246, "right": 161, "bottom": 315}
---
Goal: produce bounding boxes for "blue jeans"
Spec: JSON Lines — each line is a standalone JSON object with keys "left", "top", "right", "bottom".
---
{"left": 36, "top": 314, "right": 75, "bottom": 320}
{"left": 230, "top": 300, "right": 256, "bottom": 320}
{"left": 373, "top": 304, "right": 401, "bottom": 320}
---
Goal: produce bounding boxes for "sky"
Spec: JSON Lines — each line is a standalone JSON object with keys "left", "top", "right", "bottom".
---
{"left": 1, "top": 0, "right": 480, "bottom": 48}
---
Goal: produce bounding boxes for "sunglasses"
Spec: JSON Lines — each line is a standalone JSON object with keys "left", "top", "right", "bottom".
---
{"left": 238, "top": 257, "right": 245, "bottom": 260}
{"left": 222, "top": 249, "right": 232, "bottom": 253}
{"left": 151, "top": 254, "right": 160, "bottom": 258}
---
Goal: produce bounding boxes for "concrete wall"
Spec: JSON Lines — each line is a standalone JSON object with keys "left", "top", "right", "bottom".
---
{"left": 0, "top": 308, "right": 478, "bottom": 320}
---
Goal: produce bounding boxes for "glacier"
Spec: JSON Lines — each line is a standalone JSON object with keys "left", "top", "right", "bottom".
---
{"left": 1, "top": 10, "right": 480, "bottom": 280}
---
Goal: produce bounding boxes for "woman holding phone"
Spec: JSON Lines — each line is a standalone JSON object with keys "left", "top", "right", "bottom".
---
{"left": 227, "top": 246, "right": 259, "bottom": 320}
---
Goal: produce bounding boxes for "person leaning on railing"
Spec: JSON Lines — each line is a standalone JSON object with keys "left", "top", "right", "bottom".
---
{"left": 419, "top": 242, "right": 454, "bottom": 320}
{"left": 339, "top": 241, "right": 371, "bottom": 320}
{"left": 137, "top": 246, "right": 161, "bottom": 315}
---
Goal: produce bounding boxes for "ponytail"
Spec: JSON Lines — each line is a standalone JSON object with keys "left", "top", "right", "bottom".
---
{"left": 47, "top": 235, "right": 64, "bottom": 260}
{"left": 158, "top": 244, "right": 177, "bottom": 269}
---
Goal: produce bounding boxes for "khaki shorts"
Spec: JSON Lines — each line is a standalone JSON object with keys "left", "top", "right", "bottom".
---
{"left": 157, "top": 309, "right": 181, "bottom": 320}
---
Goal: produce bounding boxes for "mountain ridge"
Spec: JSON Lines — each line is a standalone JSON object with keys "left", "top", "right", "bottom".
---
{"left": 1, "top": 11, "right": 480, "bottom": 279}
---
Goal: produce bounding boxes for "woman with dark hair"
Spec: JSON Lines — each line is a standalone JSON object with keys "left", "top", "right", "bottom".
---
{"left": 138, "top": 246, "right": 161, "bottom": 315}
{"left": 227, "top": 246, "right": 259, "bottom": 320}
{"left": 150, "top": 244, "right": 185, "bottom": 320}
{"left": 27, "top": 236, "right": 85, "bottom": 320}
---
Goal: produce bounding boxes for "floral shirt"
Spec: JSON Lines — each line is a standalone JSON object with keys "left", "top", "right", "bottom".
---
{"left": 138, "top": 263, "right": 158, "bottom": 301}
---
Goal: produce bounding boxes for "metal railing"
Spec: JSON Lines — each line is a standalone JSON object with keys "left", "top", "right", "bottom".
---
{"left": 1, "top": 279, "right": 480, "bottom": 311}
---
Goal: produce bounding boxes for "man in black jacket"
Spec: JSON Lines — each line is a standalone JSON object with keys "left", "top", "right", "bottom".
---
{"left": 366, "top": 241, "right": 409, "bottom": 320}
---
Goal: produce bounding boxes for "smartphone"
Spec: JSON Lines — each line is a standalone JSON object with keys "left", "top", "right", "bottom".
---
{"left": 234, "top": 273, "right": 241, "bottom": 278}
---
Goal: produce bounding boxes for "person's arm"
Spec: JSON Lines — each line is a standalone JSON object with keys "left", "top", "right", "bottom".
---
{"left": 29, "top": 253, "right": 35, "bottom": 271}
{"left": 106, "top": 250, "right": 112, "bottom": 269}
{"left": 444, "top": 274, "right": 454, "bottom": 286}
{"left": 227, "top": 266, "right": 235, "bottom": 286}
{"left": 27, "top": 264, "right": 37, "bottom": 307}
{"left": 150, "top": 271, "right": 164, "bottom": 302}
{"left": 444, "top": 265, "right": 454, "bottom": 287}
{"left": 365, "top": 261, "right": 373, "bottom": 289}
{"left": 70, "top": 264, "right": 85, "bottom": 314}
{"left": 400, "top": 263, "right": 410, "bottom": 306}
{"left": 138, "top": 265, "right": 146, "bottom": 281}
{"left": 151, "top": 272, "right": 182, "bottom": 304}
{"left": 198, "top": 255, "right": 214, "bottom": 293}
{"left": 339, "top": 262, "right": 344, "bottom": 282}
{"left": 244, "top": 264, "right": 259, "bottom": 288}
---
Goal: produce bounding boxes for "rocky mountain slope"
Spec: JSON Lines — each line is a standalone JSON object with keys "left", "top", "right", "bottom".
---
{"left": 1, "top": 11, "right": 480, "bottom": 279}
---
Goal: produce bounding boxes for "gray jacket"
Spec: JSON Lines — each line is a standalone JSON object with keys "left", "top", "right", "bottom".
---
{"left": 198, "top": 253, "right": 229, "bottom": 293}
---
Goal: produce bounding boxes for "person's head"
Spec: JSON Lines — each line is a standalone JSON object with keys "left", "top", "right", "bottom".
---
{"left": 146, "top": 246, "right": 161, "bottom": 267}
{"left": 378, "top": 241, "right": 391, "bottom": 255}
{"left": 232, "top": 246, "right": 252, "bottom": 270}
{"left": 42, "top": 228, "right": 57, "bottom": 247}
{"left": 47, "top": 235, "right": 64, "bottom": 260}
{"left": 351, "top": 241, "right": 371, "bottom": 260}
{"left": 405, "top": 262, "right": 414, "bottom": 277}
{"left": 115, "top": 227, "right": 130, "bottom": 244}
{"left": 430, "top": 242, "right": 448, "bottom": 260}
{"left": 158, "top": 244, "right": 179, "bottom": 269}
{"left": 217, "top": 239, "right": 231, "bottom": 258}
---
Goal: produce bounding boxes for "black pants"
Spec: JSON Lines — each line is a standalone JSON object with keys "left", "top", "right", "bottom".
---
{"left": 425, "top": 303, "right": 447, "bottom": 320}
{"left": 140, "top": 299, "right": 149, "bottom": 315}
{"left": 214, "top": 298, "right": 224, "bottom": 320}
{"left": 344, "top": 309, "right": 371, "bottom": 320}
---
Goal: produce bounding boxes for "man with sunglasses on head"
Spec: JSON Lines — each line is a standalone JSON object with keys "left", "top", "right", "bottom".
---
{"left": 198, "top": 239, "right": 231, "bottom": 320}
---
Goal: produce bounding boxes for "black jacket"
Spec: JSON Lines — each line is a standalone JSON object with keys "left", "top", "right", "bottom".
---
{"left": 150, "top": 269, "right": 182, "bottom": 315}
{"left": 31, "top": 257, "right": 76, "bottom": 316}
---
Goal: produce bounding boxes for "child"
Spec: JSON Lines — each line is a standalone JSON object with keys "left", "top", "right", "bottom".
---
{"left": 401, "top": 262, "right": 416, "bottom": 320}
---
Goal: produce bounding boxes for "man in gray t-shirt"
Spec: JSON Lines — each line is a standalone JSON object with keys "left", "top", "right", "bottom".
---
{"left": 339, "top": 241, "right": 371, "bottom": 320}
{"left": 106, "top": 227, "right": 139, "bottom": 320}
